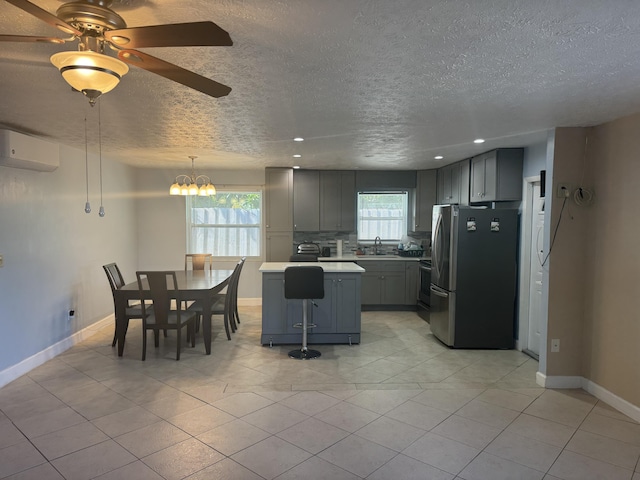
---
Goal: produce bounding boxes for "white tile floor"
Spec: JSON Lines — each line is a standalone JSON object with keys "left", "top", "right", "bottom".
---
{"left": 1, "top": 307, "right": 639, "bottom": 480}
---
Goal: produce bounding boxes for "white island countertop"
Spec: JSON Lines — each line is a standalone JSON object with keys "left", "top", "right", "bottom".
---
{"left": 259, "top": 262, "right": 365, "bottom": 273}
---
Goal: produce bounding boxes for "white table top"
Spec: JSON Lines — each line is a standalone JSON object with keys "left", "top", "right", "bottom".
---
{"left": 259, "top": 262, "right": 365, "bottom": 273}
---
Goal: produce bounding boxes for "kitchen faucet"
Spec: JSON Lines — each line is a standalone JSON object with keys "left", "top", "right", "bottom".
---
{"left": 374, "top": 236, "right": 382, "bottom": 255}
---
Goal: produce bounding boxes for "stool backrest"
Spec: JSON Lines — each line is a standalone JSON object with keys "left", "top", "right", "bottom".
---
{"left": 284, "top": 266, "right": 325, "bottom": 300}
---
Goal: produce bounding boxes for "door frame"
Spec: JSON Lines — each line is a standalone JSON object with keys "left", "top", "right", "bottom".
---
{"left": 517, "top": 175, "right": 543, "bottom": 354}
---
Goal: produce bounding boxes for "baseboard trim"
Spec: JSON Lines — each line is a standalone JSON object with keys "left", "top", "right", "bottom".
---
{"left": 0, "top": 315, "right": 113, "bottom": 389}
{"left": 583, "top": 379, "right": 640, "bottom": 423}
{"left": 536, "top": 372, "right": 640, "bottom": 422}
{"left": 536, "top": 372, "right": 583, "bottom": 389}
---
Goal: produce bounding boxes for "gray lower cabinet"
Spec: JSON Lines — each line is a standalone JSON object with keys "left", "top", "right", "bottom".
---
{"left": 405, "top": 262, "right": 419, "bottom": 305}
{"left": 359, "top": 261, "right": 407, "bottom": 305}
{"left": 261, "top": 272, "right": 361, "bottom": 345}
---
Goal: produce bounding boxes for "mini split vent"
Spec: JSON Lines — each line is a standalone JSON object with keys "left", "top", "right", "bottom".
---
{"left": 0, "top": 130, "right": 59, "bottom": 172}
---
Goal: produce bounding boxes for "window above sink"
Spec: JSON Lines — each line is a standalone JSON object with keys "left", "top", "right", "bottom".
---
{"left": 357, "top": 191, "right": 408, "bottom": 243}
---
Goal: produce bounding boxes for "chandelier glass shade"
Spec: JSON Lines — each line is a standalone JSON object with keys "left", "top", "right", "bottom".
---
{"left": 169, "top": 156, "right": 216, "bottom": 196}
{"left": 50, "top": 51, "right": 129, "bottom": 103}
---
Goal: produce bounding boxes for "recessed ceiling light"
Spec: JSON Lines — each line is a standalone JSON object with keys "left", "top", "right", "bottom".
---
{"left": 474, "top": 138, "right": 485, "bottom": 144}
{"left": 293, "top": 137, "right": 304, "bottom": 142}
{"left": 293, "top": 165, "right": 300, "bottom": 169}
{"left": 434, "top": 155, "right": 443, "bottom": 160}
{"left": 293, "top": 154, "right": 302, "bottom": 158}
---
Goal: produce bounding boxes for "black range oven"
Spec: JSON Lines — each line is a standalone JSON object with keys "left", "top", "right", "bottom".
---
{"left": 417, "top": 259, "right": 431, "bottom": 321}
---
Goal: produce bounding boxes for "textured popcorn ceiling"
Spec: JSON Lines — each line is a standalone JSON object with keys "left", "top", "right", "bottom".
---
{"left": 2, "top": 0, "right": 640, "bottom": 170}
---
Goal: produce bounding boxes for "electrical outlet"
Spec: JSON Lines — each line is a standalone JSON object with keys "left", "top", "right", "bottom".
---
{"left": 556, "top": 183, "right": 571, "bottom": 198}
{"left": 551, "top": 338, "right": 560, "bottom": 352}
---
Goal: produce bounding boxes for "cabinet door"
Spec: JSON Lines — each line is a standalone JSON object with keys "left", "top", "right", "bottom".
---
{"left": 320, "top": 171, "right": 355, "bottom": 231}
{"left": 293, "top": 170, "right": 319, "bottom": 231}
{"left": 361, "top": 271, "right": 381, "bottom": 304}
{"left": 309, "top": 277, "right": 336, "bottom": 334}
{"left": 414, "top": 170, "right": 437, "bottom": 231}
{"left": 381, "top": 272, "right": 406, "bottom": 304}
{"left": 262, "top": 275, "right": 287, "bottom": 334}
{"left": 437, "top": 165, "right": 452, "bottom": 204}
{"left": 470, "top": 154, "right": 487, "bottom": 202}
{"left": 336, "top": 276, "right": 360, "bottom": 332}
{"left": 404, "top": 262, "right": 419, "bottom": 305}
{"left": 266, "top": 232, "right": 293, "bottom": 262}
{"left": 265, "top": 168, "right": 293, "bottom": 231}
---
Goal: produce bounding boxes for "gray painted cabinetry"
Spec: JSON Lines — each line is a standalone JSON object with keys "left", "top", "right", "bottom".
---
{"left": 265, "top": 168, "right": 293, "bottom": 261}
{"left": 437, "top": 159, "right": 470, "bottom": 205}
{"left": 359, "top": 260, "right": 409, "bottom": 305}
{"left": 293, "top": 170, "right": 319, "bottom": 231}
{"left": 412, "top": 169, "right": 437, "bottom": 232}
{"left": 470, "top": 148, "right": 524, "bottom": 203}
{"left": 261, "top": 272, "right": 361, "bottom": 345}
{"left": 320, "top": 171, "right": 356, "bottom": 231}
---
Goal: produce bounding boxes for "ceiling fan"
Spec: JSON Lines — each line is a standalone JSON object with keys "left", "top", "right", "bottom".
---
{"left": 0, "top": 0, "right": 233, "bottom": 104}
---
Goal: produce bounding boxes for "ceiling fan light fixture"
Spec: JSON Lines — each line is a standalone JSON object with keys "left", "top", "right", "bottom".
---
{"left": 50, "top": 51, "right": 129, "bottom": 99}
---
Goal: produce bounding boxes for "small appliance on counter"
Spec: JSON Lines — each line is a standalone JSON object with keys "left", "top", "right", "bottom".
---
{"left": 297, "top": 241, "right": 321, "bottom": 255}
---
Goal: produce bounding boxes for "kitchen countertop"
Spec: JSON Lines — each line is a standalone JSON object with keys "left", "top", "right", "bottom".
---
{"left": 318, "top": 254, "right": 426, "bottom": 262}
{"left": 259, "top": 262, "right": 366, "bottom": 273}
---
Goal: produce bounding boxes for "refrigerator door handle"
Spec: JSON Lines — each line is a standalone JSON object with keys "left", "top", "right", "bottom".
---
{"left": 432, "top": 213, "right": 443, "bottom": 280}
{"left": 430, "top": 285, "right": 449, "bottom": 298}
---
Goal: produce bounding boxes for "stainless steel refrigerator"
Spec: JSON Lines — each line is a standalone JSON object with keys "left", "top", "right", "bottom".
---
{"left": 430, "top": 205, "right": 519, "bottom": 348}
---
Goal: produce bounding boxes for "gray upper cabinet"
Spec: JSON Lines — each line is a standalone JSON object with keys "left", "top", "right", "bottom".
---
{"left": 265, "top": 167, "right": 293, "bottom": 231}
{"left": 412, "top": 169, "right": 437, "bottom": 232}
{"left": 293, "top": 170, "right": 319, "bottom": 231}
{"left": 320, "top": 171, "right": 355, "bottom": 231}
{"left": 470, "top": 148, "right": 523, "bottom": 203}
{"left": 437, "top": 159, "right": 470, "bottom": 205}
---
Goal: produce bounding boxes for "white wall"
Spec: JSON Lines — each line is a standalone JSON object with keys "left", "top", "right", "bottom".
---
{"left": 0, "top": 145, "right": 138, "bottom": 375}
{"left": 134, "top": 168, "right": 266, "bottom": 300}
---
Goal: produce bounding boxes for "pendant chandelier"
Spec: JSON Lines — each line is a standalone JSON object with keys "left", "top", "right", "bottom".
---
{"left": 169, "top": 156, "right": 216, "bottom": 196}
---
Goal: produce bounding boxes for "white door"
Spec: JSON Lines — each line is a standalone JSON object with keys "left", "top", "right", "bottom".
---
{"left": 527, "top": 183, "right": 545, "bottom": 356}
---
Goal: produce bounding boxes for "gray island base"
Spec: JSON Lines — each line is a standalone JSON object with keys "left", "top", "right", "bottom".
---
{"left": 259, "top": 262, "right": 364, "bottom": 346}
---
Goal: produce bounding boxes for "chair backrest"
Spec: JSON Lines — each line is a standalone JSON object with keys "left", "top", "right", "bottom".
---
{"left": 284, "top": 266, "right": 325, "bottom": 300}
{"left": 136, "top": 271, "right": 180, "bottom": 327}
{"left": 185, "top": 253, "right": 213, "bottom": 271}
{"left": 289, "top": 254, "right": 319, "bottom": 262}
{"left": 229, "top": 256, "right": 246, "bottom": 299}
{"left": 103, "top": 263, "right": 125, "bottom": 292}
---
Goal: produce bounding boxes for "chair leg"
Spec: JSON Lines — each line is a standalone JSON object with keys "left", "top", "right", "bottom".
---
{"left": 223, "top": 311, "right": 231, "bottom": 340}
{"left": 176, "top": 327, "right": 181, "bottom": 361}
{"left": 142, "top": 327, "right": 147, "bottom": 361}
{"left": 190, "top": 322, "right": 196, "bottom": 347}
{"left": 112, "top": 329, "right": 117, "bottom": 347}
{"left": 154, "top": 329, "right": 160, "bottom": 347}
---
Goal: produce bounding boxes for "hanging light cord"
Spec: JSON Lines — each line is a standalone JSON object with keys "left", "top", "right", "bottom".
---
{"left": 98, "top": 100, "right": 105, "bottom": 217}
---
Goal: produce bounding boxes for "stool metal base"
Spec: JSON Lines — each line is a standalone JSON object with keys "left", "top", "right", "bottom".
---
{"left": 288, "top": 348, "right": 321, "bottom": 360}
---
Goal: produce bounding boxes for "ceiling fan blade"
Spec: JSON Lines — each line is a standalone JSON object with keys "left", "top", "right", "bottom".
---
{"left": 4, "top": 0, "right": 82, "bottom": 36}
{"left": 0, "top": 34, "right": 67, "bottom": 43}
{"left": 118, "top": 49, "right": 232, "bottom": 98}
{"left": 105, "top": 21, "right": 232, "bottom": 48}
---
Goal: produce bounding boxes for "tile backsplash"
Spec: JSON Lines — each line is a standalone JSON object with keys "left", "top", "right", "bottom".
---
{"left": 293, "top": 231, "right": 430, "bottom": 256}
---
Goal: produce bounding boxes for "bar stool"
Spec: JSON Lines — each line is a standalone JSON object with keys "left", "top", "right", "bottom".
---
{"left": 284, "top": 266, "right": 324, "bottom": 359}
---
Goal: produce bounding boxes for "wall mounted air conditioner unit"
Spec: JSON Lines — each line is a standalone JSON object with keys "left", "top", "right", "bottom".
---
{"left": 0, "top": 129, "right": 60, "bottom": 172}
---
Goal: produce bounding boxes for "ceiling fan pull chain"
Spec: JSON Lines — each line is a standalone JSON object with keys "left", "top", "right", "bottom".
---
{"left": 84, "top": 113, "right": 91, "bottom": 214}
{"left": 98, "top": 99, "right": 105, "bottom": 217}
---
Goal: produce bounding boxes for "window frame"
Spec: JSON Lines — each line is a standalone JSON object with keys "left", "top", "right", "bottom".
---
{"left": 356, "top": 191, "right": 409, "bottom": 243}
{"left": 186, "top": 188, "right": 263, "bottom": 259}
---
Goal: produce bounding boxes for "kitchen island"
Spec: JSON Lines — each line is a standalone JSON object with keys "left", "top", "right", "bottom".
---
{"left": 259, "top": 262, "right": 365, "bottom": 346}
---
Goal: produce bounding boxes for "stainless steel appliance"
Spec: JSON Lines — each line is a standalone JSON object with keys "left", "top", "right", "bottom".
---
{"left": 417, "top": 259, "right": 431, "bottom": 320}
{"left": 297, "top": 242, "right": 321, "bottom": 255}
{"left": 430, "top": 205, "right": 518, "bottom": 348}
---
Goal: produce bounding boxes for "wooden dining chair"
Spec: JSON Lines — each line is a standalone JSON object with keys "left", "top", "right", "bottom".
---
{"left": 185, "top": 253, "right": 213, "bottom": 271}
{"left": 136, "top": 271, "right": 197, "bottom": 361}
{"left": 188, "top": 259, "right": 244, "bottom": 341}
{"left": 103, "top": 263, "right": 145, "bottom": 347}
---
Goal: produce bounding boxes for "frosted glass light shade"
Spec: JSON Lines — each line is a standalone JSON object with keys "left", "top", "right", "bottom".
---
{"left": 50, "top": 51, "right": 129, "bottom": 94}
{"left": 169, "top": 182, "right": 181, "bottom": 195}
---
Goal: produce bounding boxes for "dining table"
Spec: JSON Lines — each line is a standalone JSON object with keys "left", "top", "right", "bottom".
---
{"left": 113, "top": 269, "right": 234, "bottom": 356}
